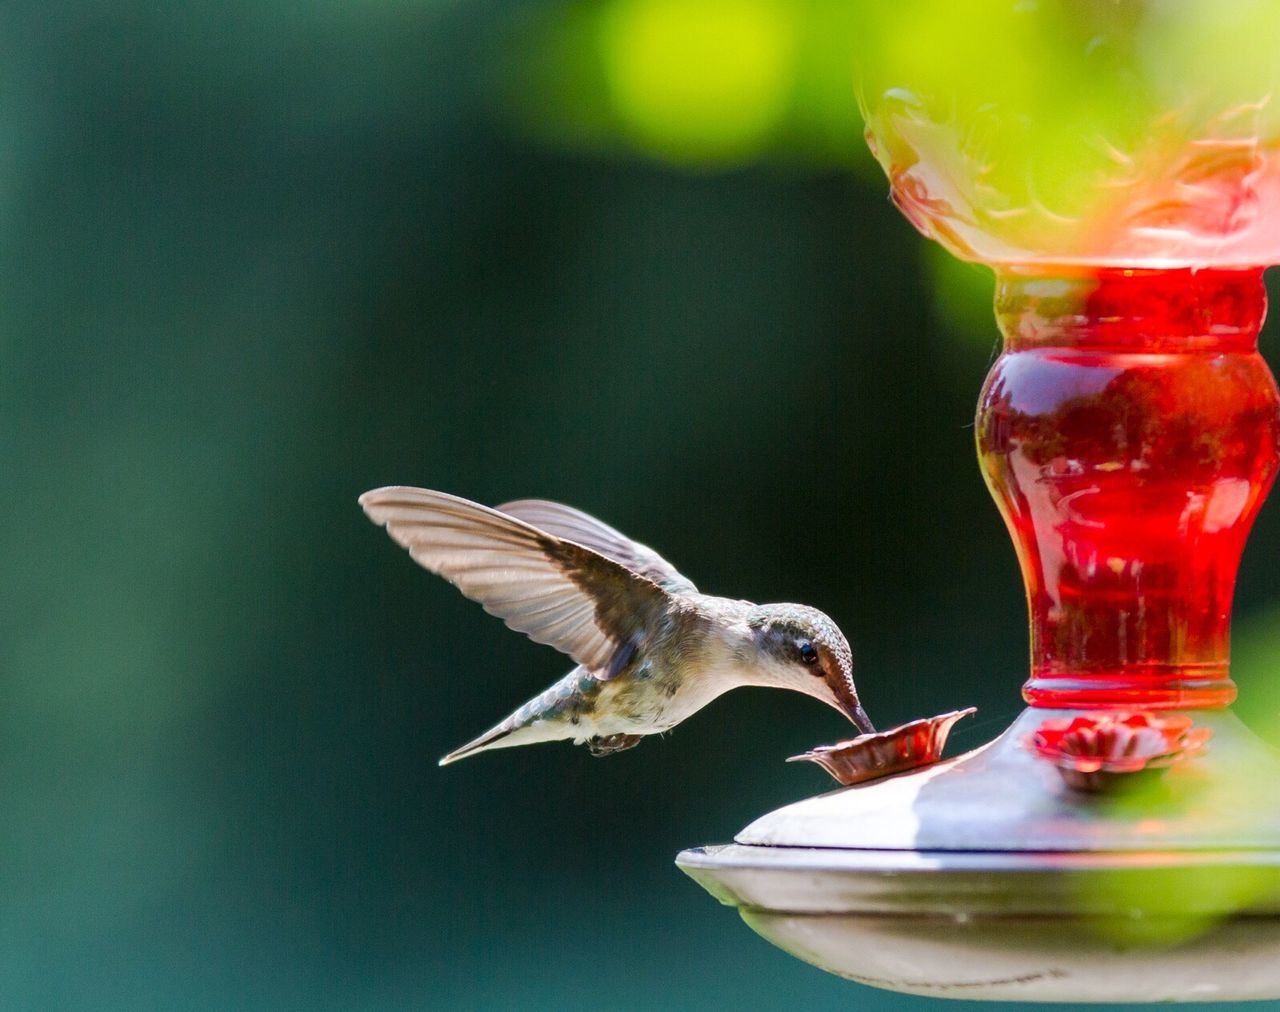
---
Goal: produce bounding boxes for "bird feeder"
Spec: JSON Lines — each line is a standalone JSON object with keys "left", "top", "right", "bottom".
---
{"left": 677, "top": 4, "right": 1280, "bottom": 1001}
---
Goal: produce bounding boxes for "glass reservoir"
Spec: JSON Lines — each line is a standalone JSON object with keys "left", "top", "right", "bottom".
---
{"left": 855, "top": 0, "right": 1280, "bottom": 706}
{"left": 981, "top": 268, "right": 1279, "bottom": 709}
{"left": 856, "top": 0, "right": 1280, "bottom": 709}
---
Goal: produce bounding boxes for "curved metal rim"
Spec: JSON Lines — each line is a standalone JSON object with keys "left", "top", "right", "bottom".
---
{"left": 679, "top": 842, "right": 1280, "bottom": 873}
{"left": 677, "top": 843, "right": 1280, "bottom": 917}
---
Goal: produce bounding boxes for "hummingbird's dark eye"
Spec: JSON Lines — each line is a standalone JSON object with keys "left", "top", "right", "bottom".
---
{"left": 799, "top": 641, "right": 819, "bottom": 666}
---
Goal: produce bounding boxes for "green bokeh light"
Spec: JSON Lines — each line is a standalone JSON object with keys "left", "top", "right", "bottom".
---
{"left": 601, "top": 0, "right": 795, "bottom": 163}
{"left": 507, "top": 0, "right": 876, "bottom": 170}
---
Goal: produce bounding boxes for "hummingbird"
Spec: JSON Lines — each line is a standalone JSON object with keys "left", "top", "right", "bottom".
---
{"left": 359, "top": 487, "right": 874, "bottom": 764}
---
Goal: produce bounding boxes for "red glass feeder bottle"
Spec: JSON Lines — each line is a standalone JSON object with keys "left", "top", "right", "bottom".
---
{"left": 980, "top": 267, "right": 1279, "bottom": 711}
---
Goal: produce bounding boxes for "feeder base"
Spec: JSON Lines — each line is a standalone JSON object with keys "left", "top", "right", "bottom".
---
{"left": 676, "top": 709, "right": 1280, "bottom": 1003}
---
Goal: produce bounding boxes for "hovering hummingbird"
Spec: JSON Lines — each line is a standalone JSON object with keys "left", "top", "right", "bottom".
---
{"left": 359, "top": 487, "right": 874, "bottom": 764}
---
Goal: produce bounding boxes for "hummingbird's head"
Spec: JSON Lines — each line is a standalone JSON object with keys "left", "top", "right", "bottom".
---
{"left": 747, "top": 604, "right": 874, "bottom": 734}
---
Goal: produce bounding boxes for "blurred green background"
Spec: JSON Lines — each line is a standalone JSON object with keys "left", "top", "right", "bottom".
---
{"left": 5, "top": 2, "right": 1280, "bottom": 1008}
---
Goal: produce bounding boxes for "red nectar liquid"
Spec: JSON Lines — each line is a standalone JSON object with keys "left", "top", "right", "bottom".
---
{"left": 978, "top": 269, "right": 1280, "bottom": 709}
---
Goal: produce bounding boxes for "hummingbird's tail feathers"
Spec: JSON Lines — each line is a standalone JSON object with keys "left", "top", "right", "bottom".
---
{"left": 438, "top": 717, "right": 553, "bottom": 765}
{"left": 438, "top": 724, "right": 514, "bottom": 765}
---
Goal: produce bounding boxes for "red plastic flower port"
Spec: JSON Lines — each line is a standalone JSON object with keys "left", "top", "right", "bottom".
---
{"left": 1026, "top": 712, "right": 1212, "bottom": 793}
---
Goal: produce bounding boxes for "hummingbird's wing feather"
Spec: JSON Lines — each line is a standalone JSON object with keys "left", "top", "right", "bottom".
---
{"left": 360, "top": 487, "right": 673, "bottom": 675}
{"left": 497, "top": 499, "right": 697, "bottom": 595}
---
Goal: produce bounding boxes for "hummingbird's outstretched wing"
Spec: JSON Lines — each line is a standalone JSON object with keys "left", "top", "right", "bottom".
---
{"left": 360, "top": 487, "right": 675, "bottom": 676}
{"left": 497, "top": 499, "right": 697, "bottom": 595}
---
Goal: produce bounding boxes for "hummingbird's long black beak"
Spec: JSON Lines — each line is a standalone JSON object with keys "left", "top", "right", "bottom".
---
{"left": 847, "top": 702, "right": 875, "bottom": 735}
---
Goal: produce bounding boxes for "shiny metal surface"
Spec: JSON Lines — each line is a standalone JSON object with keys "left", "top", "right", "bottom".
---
{"left": 738, "top": 708, "right": 1280, "bottom": 851}
{"left": 677, "top": 844, "right": 1280, "bottom": 1002}
{"left": 738, "top": 909, "right": 1280, "bottom": 1002}
{"left": 677, "top": 708, "right": 1280, "bottom": 1001}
